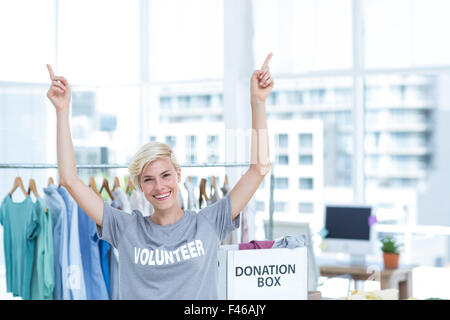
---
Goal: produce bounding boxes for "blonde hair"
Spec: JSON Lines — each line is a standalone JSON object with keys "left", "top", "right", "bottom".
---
{"left": 128, "top": 141, "right": 180, "bottom": 192}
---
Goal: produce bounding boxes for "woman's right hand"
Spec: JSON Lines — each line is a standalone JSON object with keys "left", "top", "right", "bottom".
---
{"left": 46, "top": 64, "right": 71, "bottom": 112}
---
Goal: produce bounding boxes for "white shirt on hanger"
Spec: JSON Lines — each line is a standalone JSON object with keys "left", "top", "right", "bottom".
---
{"left": 128, "top": 189, "right": 154, "bottom": 216}
{"left": 112, "top": 189, "right": 131, "bottom": 213}
{"left": 207, "top": 184, "right": 221, "bottom": 206}
{"left": 184, "top": 179, "right": 198, "bottom": 211}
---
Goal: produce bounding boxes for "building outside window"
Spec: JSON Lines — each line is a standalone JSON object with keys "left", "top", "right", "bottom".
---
{"left": 160, "top": 96, "right": 173, "bottom": 110}
{"left": 299, "top": 133, "right": 313, "bottom": 149}
{"left": 298, "top": 202, "right": 314, "bottom": 214}
{"left": 186, "top": 135, "right": 197, "bottom": 163}
{"left": 256, "top": 201, "right": 265, "bottom": 212}
{"left": 274, "top": 177, "right": 289, "bottom": 189}
{"left": 165, "top": 136, "right": 176, "bottom": 149}
{"left": 274, "top": 202, "right": 288, "bottom": 213}
{"left": 299, "top": 178, "right": 314, "bottom": 190}
{"left": 275, "top": 134, "right": 289, "bottom": 148}
{"left": 299, "top": 154, "right": 313, "bottom": 165}
{"left": 276, "top": 154, "right": 289, "bottom": 165}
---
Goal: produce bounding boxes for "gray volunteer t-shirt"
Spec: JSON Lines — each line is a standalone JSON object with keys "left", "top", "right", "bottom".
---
{"left": 96, "top": 193, "right": 239, "bottom": 300}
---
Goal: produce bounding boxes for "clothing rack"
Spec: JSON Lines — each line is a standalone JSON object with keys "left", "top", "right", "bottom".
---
{"left": 0, "top": 162, "right": 251, "bottom": 169}
{"left": 0, "top": 162, "right": 276, "bottom": 240}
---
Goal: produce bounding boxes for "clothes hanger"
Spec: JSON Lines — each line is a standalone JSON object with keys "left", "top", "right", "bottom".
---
{"left": 212, "top": 176, "right": 216, "bottom": 189}
{"left": 48, "top": 176, "right": 55, "bottom": 186}
{"left": 221, "top": 174, "right": 230, "bottom": 197}
{"left": 200, "top": 178, "right": 208, "bottom": 200}
{"left": 113, "top": 176, "right": 121, "bottom": 191}
{"left": 9, "top": 176, "right": 29, "bottom": 197}
{"left": 28, "top": 178, "right": 49, "bottom": 213}
{"left": 89, "top": 176, "right": 102, "bottom": 199}
{"left": 27, "top": 178, "right": 39, "bottom": 198}
{"left": 99, "top": 178, "right": 115, "bottom": 201}
{"left": 199, "top": 178, "right": 208, "bottom": 208}
{"left": 210, "top": 176, "right": 217, "bottom": 198}
{"left": 126, "top": 176, "right": 134, "bottom": 195}
{"left": 184, "top": 176, "right": 191, "bottom": 192}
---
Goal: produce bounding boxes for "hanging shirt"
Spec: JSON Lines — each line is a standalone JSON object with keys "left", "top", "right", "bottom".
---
{"left": 98, "top": 239, "right": 111, "bottom": 298}
{"left": 108, "top": 198, "right": 122, "bottom": 300}
{"left": 219, "top": 180, "right": 239, "bottom": 245}
{"left": 240, "top": 196, "right": 256, "bottom": 244}
{"left": 98, "top": 200, "right": 113, "bottom": 299}
{"left": 184, "top": 180, "right": 198, "bottom": 211}
{"left": 77, "top": 203, "right": 109, "bottom": 300}
{"left": 97, "top": 193, "right": 240, "bottom": 299}
{"left": 240, "top": 206, "right": 249, "bottom": 243}
{"left": 206, "top": 184, "right": 220, "bottom": 206}
{"left": 43, "top": 184, "right": 68, "bottom": 300}
{"left": 0, "top": 194, "right": 40, "bottom": 300}
{"left": 112, "top": 189, "right": 131, "bottom": 213}
{"left": 30, "top": 197, "right": 54, "bottom": 300}
{"left": 221, "top": 183, "right": 230, "bottom": 197}
{"left": 177, "top": 189, "right": 185, "bottom": 210}
{"left": 57, "top": 186, "right": 86, "bottom": 300}
{"left": 129, "top": 189, "right": 153, "bottom": 216}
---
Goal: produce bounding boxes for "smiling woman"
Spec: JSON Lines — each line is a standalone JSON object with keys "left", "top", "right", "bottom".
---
{"left": 129, "top": 142, "right": 180, "bottom": 192}
{"left": 46, "top": 52, "right": 273, "bottom": 299}
{"left": 128, "top": 143, "right": 184, "bottom": 226}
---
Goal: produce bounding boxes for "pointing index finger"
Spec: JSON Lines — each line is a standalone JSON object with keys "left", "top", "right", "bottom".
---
{"left": 261, "top": 53, "right": 273, "bottom": 70}
{"left": 46, "top": 64, "right": 55, "bottom": 80}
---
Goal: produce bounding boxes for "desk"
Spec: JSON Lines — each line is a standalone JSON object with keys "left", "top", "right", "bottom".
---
{"left": 320, "top": 264, "right": 415, "bottom": 300}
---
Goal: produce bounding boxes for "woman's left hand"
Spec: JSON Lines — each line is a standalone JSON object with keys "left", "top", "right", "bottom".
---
{"left": 250, "top": 53, "right": 274, "bottom": 103}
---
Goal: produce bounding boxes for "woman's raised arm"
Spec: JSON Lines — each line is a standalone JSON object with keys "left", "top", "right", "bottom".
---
{"left": 229, "top": 53, "right": 273, "bottom": 220}
{"left": 46, "top": 64, "right": 104, "bottom": 226}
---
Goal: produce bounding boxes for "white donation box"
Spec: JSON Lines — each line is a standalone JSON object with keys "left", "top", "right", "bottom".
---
{"left": 217, "top": 245, "right": 308, "bottom": 300}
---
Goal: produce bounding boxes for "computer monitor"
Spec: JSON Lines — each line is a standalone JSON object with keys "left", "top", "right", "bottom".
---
{"left": 323, "top": 204, "right": 375, "bottom": 266}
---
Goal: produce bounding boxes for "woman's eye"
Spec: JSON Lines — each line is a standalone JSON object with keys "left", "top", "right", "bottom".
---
{"left": 144, "top": 174, "right": 169, "bottom": 182}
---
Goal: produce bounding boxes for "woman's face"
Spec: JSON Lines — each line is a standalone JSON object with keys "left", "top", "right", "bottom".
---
{"left": 140, "top": 158, "right": 181, "bottom": 212}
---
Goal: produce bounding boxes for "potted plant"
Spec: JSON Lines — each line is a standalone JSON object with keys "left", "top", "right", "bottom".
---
{"left": 380, "top": 236, "right": 402, "bottom": 269}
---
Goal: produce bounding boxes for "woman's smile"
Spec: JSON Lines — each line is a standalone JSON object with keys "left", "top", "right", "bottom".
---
{"left": 153, "top": 191, "right": 172, "bottom": 201}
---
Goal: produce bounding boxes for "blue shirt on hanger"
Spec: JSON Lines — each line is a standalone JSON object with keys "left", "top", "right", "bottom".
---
{"left": 99, "top": 239, "right": 111, "bottom": 298}
{"left": 78, "top": 204, "right": 109, "bottom": 299}
{"left": 108, "top": 198, "right": 123, "bottom": 300}
{"left": 57, "top": 186, "right": 86, "bottom": 300}
{"left": 43, "top": 184, "right": 66, "bottom": 300}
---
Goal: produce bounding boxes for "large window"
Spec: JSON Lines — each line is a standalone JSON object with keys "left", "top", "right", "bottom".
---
{"left": 252, "top": 0, "right": 353, "bottom": 233}
{"left": 364, "top": 1, "right": 450, "bottom": 270}
{"left": 253, "top": 0, "right": 450, "bottom": 272}
{"left": 2, "top": 1, "right": 450, "bottom": 286}
{"left": 252, "top": 0, "right": 352, "bottom": 73}
{"left": 362, "top": 1, "right": 450, "bottom": 270}
{"left": 59, "top": 0, "right": 140, "bottom": 86}
{"left": 148, "top": 0, "right": 223, "bottom": 82}
{"left": 0, "top": 0, "right": 55, "bottom": 83}
{"left": 364, "top": 0, "right": 450, "bottom": 68}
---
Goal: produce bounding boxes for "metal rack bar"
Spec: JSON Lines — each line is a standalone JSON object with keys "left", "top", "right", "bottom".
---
{"left": 0, "top": 162, "right": 276, "bottom": 239}
{"left": 0, "top": 162, "right": 251, "bottom": 169}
